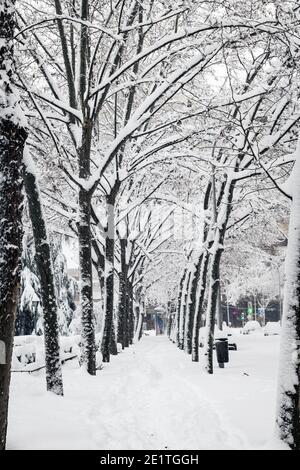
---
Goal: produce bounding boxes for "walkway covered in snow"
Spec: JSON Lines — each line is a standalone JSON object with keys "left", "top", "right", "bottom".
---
{"left": 7, "top": 333, "right": 285, "bottom": 450}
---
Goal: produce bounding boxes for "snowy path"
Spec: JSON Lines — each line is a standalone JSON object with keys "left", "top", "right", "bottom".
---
{"left": 7, "top": 333, "right": 286, "bottom": 449}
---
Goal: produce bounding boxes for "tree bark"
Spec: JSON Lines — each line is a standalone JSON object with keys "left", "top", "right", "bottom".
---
{"left": 138, "top": 299, "right": 145, "bottom": 341}
{"left": 179, "top": 271, "right": 191, "bottom": 350}
{"left": 191, "top": 181, "right": 212, "bottom": 361}
{"left": 24, "top": 157, "right": 63, "bottom": 395}
{"left": 185, "top": 262, "right": 201, "bottom": 354}
{"left": 167, "top": 314, "right": 173, "bottom": 339}
{"left": 76, "top": 1, "right": 95, "bottom": 375}
{"left": 204, "top": 247, "right": 223, "bottom": 374}
{"left": 109, "top": 320, "right": 118, "bottom": 355}
{"left": 276, "top": 139, "right": 300, "bottom": 450}
{"left": 204, "top": 177, "right": 234, "bottom": 374}
{"left": 216, "top": 281, "right": 223, "bottom": 330}
{"left": 176, "top": 270, "right": 186, "bottom": 348}
{"left": 124, "top": 279, "right": 130, "bottom": 348}
{"left": 118, "top": 238, "right": 128, "bottom": 349}
{"left": 102, "top": 194, "right": 116, "bottom": 362}
{"left": 92, "top": 236, "right": 105, "bottom": 334}
{"left": 78, "top": 187, "right": 95, "bottom": 374}
{"left": 0, "top": 1, "right": 27, "bottom": 450}
{"left": 128, "top": 282, "right": 134, "bottom": 345}
{"left": 134, "top": 304, "right": 144, "bottom": 342}
{"left": 192, "top": 251, "right": 210, "bottom": 362}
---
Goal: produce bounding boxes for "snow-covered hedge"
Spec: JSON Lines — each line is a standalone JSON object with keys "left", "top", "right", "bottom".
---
{"left": 12, "top": 335, "right": 82, "bottom": 371}
{"left": 12, "top": 334, "right": 105, "bottom": 372}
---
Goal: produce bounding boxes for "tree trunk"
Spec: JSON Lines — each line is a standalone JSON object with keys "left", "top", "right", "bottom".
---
{"left": 216, "top": 281, "right": 223, "bottom": 330}
{"left": 204, "top": 246, "right": 223, "bottom": 374}
{"left": 24, "top": 156, "right": 63, "bottom": 395}
{"left": 92, "top": 237, "right": 105, "bottom": 334}
{"left": 117, "top": 270, "right": 125, "bottom": 348}
{"left": 102, "top": 194, "right": 116, "bottom": 362}
{"left": 191, "top": 182, "right": 212, "bottom": 361}
{"left": 134, "top": 304, "right": 144, "bottom": 342}
{"left": 276, "top": 139, "right": 300, "bottom": 450}
{"left": 118, "top": 238, "right": 128, "bottom": 349}
{"left": 0, "top": 122, "right": 27, "bottom": 450}
{"left": 78, "top": 187, "right": 95, "bottom": 374}
{"left": 0, "top": 1, "right": 27, "bottom": 450}
{"left": 77, "top": 0, "right": 95, "bottom": 375}
{"left": 124, "top": 280, "right": 130, "bottom": 347}
{"left": 109, "top": 320, "right": 118, "bottom": 355}
{"left": 128, "top": 282, "right": 134, "bottom": 345}
{"left": 176, "top": 270, "right": 186, "bottom": 347}
{"left": 185, "top": 260, "right": 202, "bottom": 354}
{"left": 203, "top": 176, "right": 233, "bottom": 374}
{"left": 192, "top": 251, "right": 210, "bottom": 362}
{"left": 138, "top": 300, "right": 145, "bottom": 341}
{"left": 179, "top": 271, "right": 191, "bottom": 350}
{"left": 167, "top": 314, "right": 173, "bottom": 339}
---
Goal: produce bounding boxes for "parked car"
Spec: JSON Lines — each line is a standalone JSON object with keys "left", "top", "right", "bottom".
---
{"left": 199, "top": 327, "right": 238, "bottom": 350}
{"left": 264, "top": 321, "right": 281, "bottom": 336}
{"left": 242, "top": 320, "right": 261, "bottom": 335}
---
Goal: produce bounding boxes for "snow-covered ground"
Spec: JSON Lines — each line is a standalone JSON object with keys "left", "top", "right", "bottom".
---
{"left": 7, "top": 331, "right": 288, "bottom": 450}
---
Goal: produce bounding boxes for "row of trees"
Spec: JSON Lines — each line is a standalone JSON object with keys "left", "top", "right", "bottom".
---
{"left": 169, "top": 2, "right": 300, "bottom": 450}
{"left": 0, "top": 0, "right": 300, "bottom": 451}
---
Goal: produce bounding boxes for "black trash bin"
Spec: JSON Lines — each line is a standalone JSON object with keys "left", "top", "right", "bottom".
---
{"left": 215, "top": 338, "right": 229, "bottom": 368}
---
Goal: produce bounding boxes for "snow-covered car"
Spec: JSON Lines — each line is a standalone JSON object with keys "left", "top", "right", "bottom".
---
{"left": 264, "top": 321, "right": 281, "bottom": 336}
{"left": 242, "top": 320, "right": 261, "bottom": 335}
{"left": 199, "top": 327, "right": 237, "bottom": 350}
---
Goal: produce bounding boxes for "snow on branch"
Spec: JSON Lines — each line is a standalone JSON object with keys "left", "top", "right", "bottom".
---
{"left": 14, "top": 15, "right": 122, "bottom": 42}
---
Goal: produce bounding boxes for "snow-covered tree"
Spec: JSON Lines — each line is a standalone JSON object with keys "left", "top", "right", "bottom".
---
{"left": 276, "top": 135, "right": 300, "bottom": 450}
{"left": 15, "top": 235, "right": 43, "bottom": 336}
{"left": 0, "top": 0, "right": 27, "bottom": 450}
{"left": 24, "top": 152, "right": 63, "bottom": 395}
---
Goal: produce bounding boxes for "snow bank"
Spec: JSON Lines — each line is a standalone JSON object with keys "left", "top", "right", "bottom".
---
{"left": 12, "top": 335, "right": 82, "bottom": 371}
